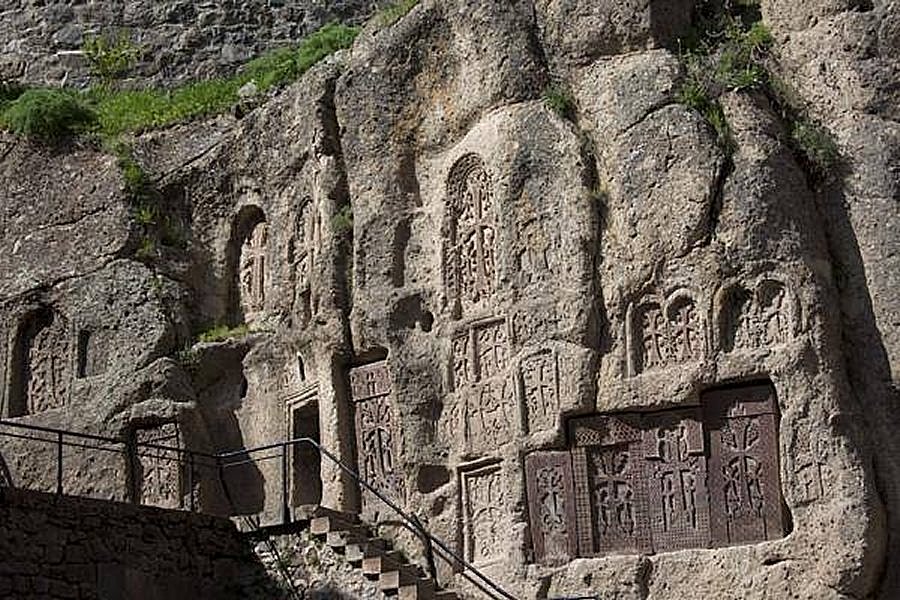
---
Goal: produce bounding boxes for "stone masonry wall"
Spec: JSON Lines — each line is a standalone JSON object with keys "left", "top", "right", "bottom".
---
{"left": 0, "top": 0, "right": 387, "bottom": 88}
{"left": 0, "top": 487, "right": 271, "bottom": 600}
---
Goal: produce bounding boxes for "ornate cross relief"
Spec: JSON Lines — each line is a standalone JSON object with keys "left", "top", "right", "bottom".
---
{"left": 240, "top": 221, "right": 268, "bottom": 320}
{"left": 445, "top": 154, "right": 497, "bottom": 317}
{"left": 527, "top": 382, "right": 787, "bottom": 560}
{"left": 289, "top": 197, "right": 320, "bottom": 322}
{"left": 134, "top": 423, "right": 182, "bottom": 509}
{"left": 629, "top": 290, "right": 705, "bottom": 375}
{"left": 350, "top": 361, "right": 404, "bottom": 515}
{"left": 10, "top": 309, "right": 72, "bottom": 416}
{"left": 718, "top": 278, "right": 796, "bottom": 353}
{"left": 460, "top": 461, "right": 509, "bottom": 566}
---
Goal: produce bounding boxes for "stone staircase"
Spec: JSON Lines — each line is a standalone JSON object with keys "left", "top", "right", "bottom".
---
{"left": 246, "top": 505, "right": 462, "bottom": 600}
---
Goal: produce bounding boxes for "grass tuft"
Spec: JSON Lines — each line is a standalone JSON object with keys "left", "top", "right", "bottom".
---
{"left": 332, "top": 205, "right": 354, "bottom": 236}
{"left": 543, "top": 84, "right": 576, "bottom": 121}
{"left": 197, "top": 324, "right": 251, "bottom": 344}
{"left": 376, "top": 0, "right": 420, "bottom": 27}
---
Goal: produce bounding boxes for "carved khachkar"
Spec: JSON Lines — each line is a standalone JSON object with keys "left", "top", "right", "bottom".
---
{"left": 135, "top": 423, "right": 181, "bottom": 509}
{"left": 13, "top": 309, "right": 71, "bottom": 415}
{"left": 465, "top": 376, "right": 516, "bottom": 449}
{"left": 240, "top": 221, "right": 268, "bottom": 317}
{"left": 703, "top": 383, "right": 786, "bottom": 546}
{"left": 643, "top": 410, "right": 710, "bottom": 551}
{"left": 289, "top": 198, "right": 319, "bottom": 319}
{"left": 525, "top": 451, "right": 578, "bottom": 563}
{"left": 452, "top": 317, "right": 510, "bottom": 389}
{"left": 630, "top": 290, "right": 704, "bottom": 375}
{"left": 570, "top": 414, "right": 652, "bottom": 555}
{"left": 350, "top": 362, "right": 403, "bottom": 511}
{"left": 445, "top": 154, "right": 497, "bottom": 314}
{"left": 719, "top": 279, "right": 794, "bottom": 353}
{"left": 76, "top": 329, "right": 108, "bottom": 378}
{"left": 460, "top": 461, "right": 508, "bottom": 565}
{"left": 520, "top": 349, "right": 559, "bottom": 434}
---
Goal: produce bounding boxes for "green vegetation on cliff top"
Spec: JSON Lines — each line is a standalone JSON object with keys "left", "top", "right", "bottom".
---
{"left": 0, "top": 22, "right": 358, "bottom": 141}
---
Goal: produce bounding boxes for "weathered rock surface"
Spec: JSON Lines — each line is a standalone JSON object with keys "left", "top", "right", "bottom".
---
{"left": 1, "top": 1, "right": 900, "bottom": 599}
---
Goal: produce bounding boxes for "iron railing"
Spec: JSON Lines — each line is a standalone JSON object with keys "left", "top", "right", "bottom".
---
{"left": 0, "top": 419, "right": 519, "bottom": 599}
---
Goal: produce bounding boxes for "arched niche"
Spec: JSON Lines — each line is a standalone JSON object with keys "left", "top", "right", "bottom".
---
{"left": 7, "top": 307, "right": 70, "bottom": 417}
{"left": 227, "top": 205, "right": 268, "bottom": 324}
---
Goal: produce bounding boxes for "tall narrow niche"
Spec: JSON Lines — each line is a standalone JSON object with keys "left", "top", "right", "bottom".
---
{"left": 8, "top": 307, "right": 70, "bottom": 417}
{"left": 229, "top": 205, "right": 268, "bottom": 325}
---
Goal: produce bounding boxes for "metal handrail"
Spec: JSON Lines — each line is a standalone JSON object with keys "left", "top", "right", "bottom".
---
{"left": 0, "top": 420, "right": 518, "bottom": 599}
{"left": 218, "top": 438, "right": 518, "bottom": 600}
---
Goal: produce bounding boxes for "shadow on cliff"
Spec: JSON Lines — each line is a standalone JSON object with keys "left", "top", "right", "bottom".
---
{"left": 818, "top": 173, "right": 900, "bottom": 599}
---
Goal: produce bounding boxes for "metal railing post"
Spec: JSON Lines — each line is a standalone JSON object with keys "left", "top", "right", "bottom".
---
{"left": 281, "top": 442, "right": 290, "bottom": 526}
{"left": 56, "top": 431, "right": 63, "bottom": 496}
{"left": 187, "top": 451, "right": 196, "bottom": 512}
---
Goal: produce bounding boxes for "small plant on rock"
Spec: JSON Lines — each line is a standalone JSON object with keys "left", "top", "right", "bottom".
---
{"left": 82, "top": 32, "right": 140, "bottom": 86}
{"left": 197, "top": 324, "right": 251, "bottom": 344}
{"left": 375, "top": 0, "right": 420, "bottom": 27}
{"left": 0, "top": 89, "right": 95, "bottom": 142}
{"left": 543, "top": 84, "right": 576, "bottom": 121}
{"left": 332, "top": 205, "right": 354, "bottom": 236}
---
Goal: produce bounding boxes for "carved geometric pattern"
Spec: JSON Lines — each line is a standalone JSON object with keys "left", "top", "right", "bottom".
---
{"left": 445, "top": 153, "right": 497, "bottom": 313}
{"left": 703, "top": 383, "right": 786, "bottom": 546}
{"left": 719, "top": 279, "right": 794, "bottom": 353}
{"left": 520, "top": 350, "right": 559, "bottom": 434}
{"left": 460, "top": 461, "right": 508, "bottom": 566}
{"left": 350, "top": 362, "right": 403, "bottom": 510}
{"left": 630, "top": 290, "right": 704, "bottom": 375}
{"left": 136, "top": 423, "right": 181, "bottom": 509}
{"left": 525, "top": 451, "right": 578, "bottom": 563}
{"left": 642, "top": 410, "right": 710, "bottom": 551}
{"left": 240, "top": 221, "right": 268, "bottom": 317}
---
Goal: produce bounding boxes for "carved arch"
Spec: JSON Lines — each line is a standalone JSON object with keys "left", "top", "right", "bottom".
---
{"left": 7, "top": 307, "right": 71, "bottom": 417}
{"left": 227, "top": 205, "right": 268, "bottom": 324}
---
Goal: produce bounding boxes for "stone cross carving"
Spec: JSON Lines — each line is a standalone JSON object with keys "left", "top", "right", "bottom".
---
{"left": 461, "top": 461, "right": 508, "bottom": 565}
{"left": 719, "top": 279, "right": 794, "bottom": 353}
{"left": 240, "top": 222, "right": 268, "bottom": 317}
{"left": 631, "top": 291, "right": 704, "bottom": 375}
{"left": 135, "top": 423, "right": 181, "bottom": 509}
{"left": 350, "top": 361, "right": 403, "bottom": 513}
{"left": 704, "top": 383, "right": 785, "bottom": 546}
{"left": 446, "top": 154, "right": 497, "bottom": 313}
{"left": 520, "top": 350, "right": 559, "bottom": 434}
{"left": 526, "top": 451, "right": 578, "bottom": 563}
{"left": 15, "top": 309, "right": 71, "bottom": 416}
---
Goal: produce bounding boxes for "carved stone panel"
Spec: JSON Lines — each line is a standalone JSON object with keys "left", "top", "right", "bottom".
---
{"left": 76, "top": 329, "right": 108, "bottom": 378}
{"left": 461, "top": 461, "right": 509, "bottom": 566}
{"left": 290, "top": 198, "right": 319, "bottom": 319}
{"left": 451, "top": 317, "right": 510, "bottom": 390}
{"left": 630, "top": 290, "right": 705, "bottom": 375}
{"left": 240, "top": 221, "right": 268, "bottom": 318}
{"left": 351, "top": 362, "right": 403, "bottom": 509}
{"left": 719, "top": 279, "right": 794, "bottom": 353}
{"left": 570, "top": 414, "right": 652, "bottom": 555}
{"left": 12, "top": 310, "right": 71, "bottom": 416}
{"left": 465, "top": 376, "right": 516, "bottom": 450}
{"left": 525, "top": 451, "right": 578, "bottom": 563}
{"left": 520, "top": 350, "right": 559, "bottom": 434}
{"left": 703, "top": 384, "right": 786, "bottom": 546}
{"left": 643, "top": 410, "right": 710, "bottom": 551}
{"left": 445, "top": 154, "right": 497, "bottom": 314}
{"left": 135, "top": 423, "right": 181, "bottom": 509}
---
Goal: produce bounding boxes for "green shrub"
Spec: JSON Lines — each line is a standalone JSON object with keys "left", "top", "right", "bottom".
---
{"left": 82, "top": 32, "right": 140, "bottom": 85}
{"left": 1, "top": 89, "right": 96, "bottom": 141}
{"left": 197, "top": 324, "right": 251, "bottom": 344}
{"left": 543, "top": 85, "right": 575, "bottom": 120}
{"left": 376, "top": 0, "right": 420, "bottom": 27}
{"left": 332, "top": 205, "right": 354, "bottom": 236}
{"left": 791, "top": 119, "right": 841, "bottom": 174}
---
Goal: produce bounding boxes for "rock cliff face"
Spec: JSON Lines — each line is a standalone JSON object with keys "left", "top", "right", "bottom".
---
{"left": 0, "top": 0, "right": 385, "bottom": 87}
{"left": 2, "top": 1, "right": 900, "bottom": 599}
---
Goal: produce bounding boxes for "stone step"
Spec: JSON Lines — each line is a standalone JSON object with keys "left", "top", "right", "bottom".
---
{"left": 398, "top": 577, "right": 436, "bottom": 599}
{"left": 310, "top": 513, "right": 360, "bottom": 536}
{"left": 325, "top": 527, "right": 371, "bottom": 550}
{"left": 362, "top": 550, "right": 406, "bottom": 577}
{"left": 346, "top": 538, "right": 391, "bottom": 563}
{"left": 378, "top": 567, "right": 420, "bottom": 592}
